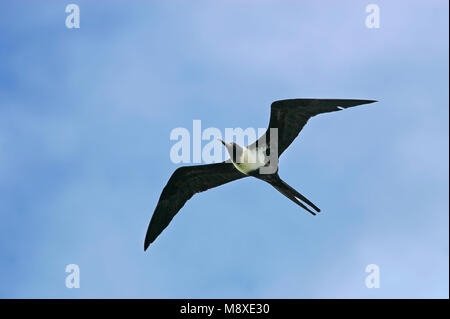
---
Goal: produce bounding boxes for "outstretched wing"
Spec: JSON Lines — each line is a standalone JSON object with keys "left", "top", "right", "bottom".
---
{"left": 253, "top": 99, "right": 377, "bottom": 157}
{"left": 144, "top": 162, "right": 247, "bottom": 249}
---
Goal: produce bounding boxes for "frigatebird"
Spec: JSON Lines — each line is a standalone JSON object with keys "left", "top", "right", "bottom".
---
{"left": 144, "top": 98, "right": 376, "bottom": 250}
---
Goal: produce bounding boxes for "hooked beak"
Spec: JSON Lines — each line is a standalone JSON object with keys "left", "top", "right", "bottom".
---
{"left": 217, "top": 138, "right": 226, "bottom": 146}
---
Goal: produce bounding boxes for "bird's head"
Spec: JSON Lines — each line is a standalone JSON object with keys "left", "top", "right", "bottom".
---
{"left": 217, "top": 138, "right": 233, "bottom": 150}
{"left": 217, "top": 138, "right": 241, "bottom": 162}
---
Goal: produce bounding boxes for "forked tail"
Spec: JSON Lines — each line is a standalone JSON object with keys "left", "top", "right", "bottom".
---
{"left": 267, "top": 174, "right": 321, "bottom": 215}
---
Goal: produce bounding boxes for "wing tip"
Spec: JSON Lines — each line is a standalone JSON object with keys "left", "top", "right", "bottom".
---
{"left": 144, "top": 234, "right": 153, "bottom": 251}
{"left": 338, "top": 99, "right": 378, "bottom": 110}
{"left": 347, "top": 99, "right": 378, "bottom": 106}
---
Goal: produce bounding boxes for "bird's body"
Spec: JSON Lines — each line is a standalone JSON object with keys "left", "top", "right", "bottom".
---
{"left": 144, "top": 98, "right": 376, "bottom": 250}
{"left": 229, "top": 144, "right": 268, "bottom": 175}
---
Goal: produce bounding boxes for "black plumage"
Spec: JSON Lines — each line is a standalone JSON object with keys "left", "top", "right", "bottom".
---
{"left": 144, "top": 163, "right": 246, "bottom": 249}
{"left": 144, "top": 98, "right": 376, "bottom": 250}
{"left": 252, "top": 99, "right": 377, "bottom": 156}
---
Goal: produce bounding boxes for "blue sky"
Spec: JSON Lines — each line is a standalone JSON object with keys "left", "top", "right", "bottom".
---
{"left": 0, "top": 0, "right": 448, "bottom": 298}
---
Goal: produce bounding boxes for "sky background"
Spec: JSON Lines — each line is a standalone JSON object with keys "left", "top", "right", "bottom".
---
{"left": 0, "top": 0, "right": 448, "bottom": 298}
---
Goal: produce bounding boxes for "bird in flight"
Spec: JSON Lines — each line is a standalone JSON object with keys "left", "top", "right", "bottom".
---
{"left": 144, "top": 98, "right": 376, "bottom": 250}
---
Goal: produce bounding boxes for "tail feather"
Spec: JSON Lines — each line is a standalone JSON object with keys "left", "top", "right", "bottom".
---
{"left": 267, "top": 174, "right": 320, "bottom": 215}
{"left": 272, "top": 184, "right": 317, "bottom": 215}
{"left": 277, "top": 179, "right": 321, "bottom": 213}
